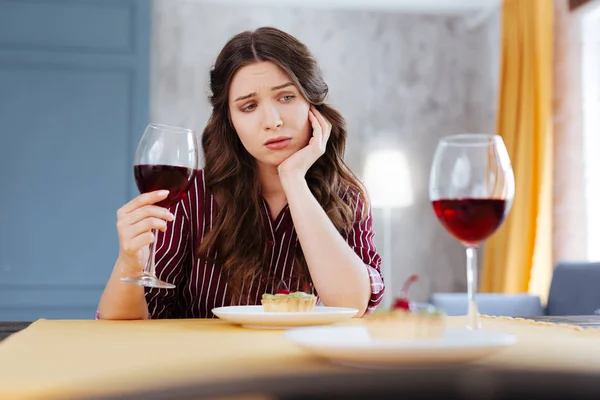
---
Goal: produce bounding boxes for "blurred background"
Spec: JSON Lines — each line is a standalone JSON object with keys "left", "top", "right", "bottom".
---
{"left": 0, "top": 0, "right": 598, "bottom": 321}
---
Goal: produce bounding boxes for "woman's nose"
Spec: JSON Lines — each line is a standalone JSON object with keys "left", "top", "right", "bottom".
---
{"left": 263, "top": 104, "right": 282, "bottom": 130}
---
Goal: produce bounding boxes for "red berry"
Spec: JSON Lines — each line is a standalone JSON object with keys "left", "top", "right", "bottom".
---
{"left": 391, "top": 274, "right": 419, "bottom": 311}
{"left": 392, "top": 298, "right": 411, "bottom": 310}
{"left": 276, "top": 288, "right": 290, "bottom": 295}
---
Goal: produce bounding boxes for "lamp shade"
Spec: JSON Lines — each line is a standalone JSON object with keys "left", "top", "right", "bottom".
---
{"left": 363, "top": 149, "right": 413, "bottom": 208}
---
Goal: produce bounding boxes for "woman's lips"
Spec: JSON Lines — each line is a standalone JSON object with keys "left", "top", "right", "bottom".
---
{"left": 265, "top": 138, "right": 291, "bottom": 150}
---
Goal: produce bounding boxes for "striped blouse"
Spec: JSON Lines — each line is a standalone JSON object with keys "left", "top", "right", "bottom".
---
{"left": 145, "top": 169, "right": 385, "bottom": 319}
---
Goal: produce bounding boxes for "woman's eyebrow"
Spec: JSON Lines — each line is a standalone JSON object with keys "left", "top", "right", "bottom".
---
{"left": 234, "top": 82, "right": 295, "bottom": 102}
{"left": 271, "top": 82, "right": 294, "bottom": 90}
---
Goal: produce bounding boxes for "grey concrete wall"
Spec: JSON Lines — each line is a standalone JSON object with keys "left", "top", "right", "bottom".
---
{"left": 150, "top": 0, "right": 501, "bottom": 305}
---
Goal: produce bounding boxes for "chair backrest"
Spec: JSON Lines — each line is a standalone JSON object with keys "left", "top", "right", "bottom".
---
{"left": 546, "top": 261, "right": 600, "bottom": 316}
{"left": 429, "top": 293, "right": 545, "bottom": 317}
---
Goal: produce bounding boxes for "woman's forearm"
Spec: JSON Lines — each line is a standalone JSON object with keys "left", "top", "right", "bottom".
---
{"left": 97, "top": 258, "right": 149, "bottom": 320}
{"left": 282, "top": 175, "right": 371, "bottom": 315}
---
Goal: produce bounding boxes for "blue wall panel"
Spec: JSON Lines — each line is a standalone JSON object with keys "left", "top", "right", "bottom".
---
{"left": 0, "top": 0, "right": 151, "bottom": 320}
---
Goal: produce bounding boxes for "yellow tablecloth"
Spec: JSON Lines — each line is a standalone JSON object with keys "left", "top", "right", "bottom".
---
{"left": 1, "top": 316, "right": 599, "bottom": 399}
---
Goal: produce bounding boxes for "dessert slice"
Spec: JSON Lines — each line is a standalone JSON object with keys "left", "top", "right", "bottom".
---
{"left": 261, "top": 288, "right": 317, "bottom": 312}
{"left": 366, "top": 274, "right": 446, "bottom": 340}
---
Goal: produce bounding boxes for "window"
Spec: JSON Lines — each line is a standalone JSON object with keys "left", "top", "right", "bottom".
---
{"left": 582, "top": 3, "right": 600, "bottom": 260}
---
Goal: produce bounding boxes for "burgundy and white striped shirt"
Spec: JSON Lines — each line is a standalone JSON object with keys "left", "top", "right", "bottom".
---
{"left": 144, "top": 169, "right": 385, "bottom": 319}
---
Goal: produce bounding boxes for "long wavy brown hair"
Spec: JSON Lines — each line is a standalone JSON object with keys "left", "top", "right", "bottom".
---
{"left": 200, "top": 26, "right": 368, "bottom": 304}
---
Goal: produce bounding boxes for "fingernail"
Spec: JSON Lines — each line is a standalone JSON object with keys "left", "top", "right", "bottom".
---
{"left": 158, "top": 190, "right": 169, "bottom": 196}
{"left": 168, "top": 212, "right": 175, "bottom": 220}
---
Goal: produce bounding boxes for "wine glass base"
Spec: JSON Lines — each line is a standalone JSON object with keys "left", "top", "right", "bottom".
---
{"left": 120, "top": 275, "right": 176, "bottom": 289}
{"left": 465, "top": 312, "right": 483, "bottom": 330}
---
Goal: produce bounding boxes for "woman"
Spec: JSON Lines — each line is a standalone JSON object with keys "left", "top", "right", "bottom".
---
{"left": 98, "top": 26, "right": 385, "bottom": 320}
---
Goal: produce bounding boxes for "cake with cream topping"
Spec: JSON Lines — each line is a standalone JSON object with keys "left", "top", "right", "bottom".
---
{"left": 261, "top": 288, "right": 317, "bottom": 312}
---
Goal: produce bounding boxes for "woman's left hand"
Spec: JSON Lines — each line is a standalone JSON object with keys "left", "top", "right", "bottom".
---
{"left": 277, "top": 106, "right": 331, "bottom": 180}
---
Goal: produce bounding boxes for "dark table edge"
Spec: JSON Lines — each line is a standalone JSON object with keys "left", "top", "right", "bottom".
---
{"left": 82, "top": 365, "right": 600, "bottom": 400}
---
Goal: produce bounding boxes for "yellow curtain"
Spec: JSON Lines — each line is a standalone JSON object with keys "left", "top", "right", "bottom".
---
{"left": 480, "top": 0, "right": 554, "bottom": 301}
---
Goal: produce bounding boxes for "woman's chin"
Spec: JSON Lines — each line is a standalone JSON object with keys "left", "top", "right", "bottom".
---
{"left": 256, "top": 155, "right": 288, "bottom": 170}
{"left": 260, "top": 151, "right": 294, "bottom": 167}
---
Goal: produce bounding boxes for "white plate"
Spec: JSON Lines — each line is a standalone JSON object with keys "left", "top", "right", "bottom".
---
{"left": 285, "top": 325, "right": 517, "bottom": 368}
{"left": 211, "top": 305, "right": 359, "bottom": 329}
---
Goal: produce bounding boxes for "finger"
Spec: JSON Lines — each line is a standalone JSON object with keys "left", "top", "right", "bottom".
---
{"left": 121, "top": 231, "right": 155, "bottom": 255}
{"left": 312, "top": 107, "right": 329, "bottom": 130}
{"left": 308, "top": 110, "right": 323, "bottom": 143}
{"left": 124, "top": 217, "right": 169, "bottom": 239}
{"left": 323, "top": 121, "right": 331, "bottom": 145}
{"left": 122, "top": 204, "right": 175, "bottom": 226}
{"left": 311, "top": 107, "right": 330, "bottom": 146}
{"left": 118, "top": 190, "right": 169, "bottom": 216}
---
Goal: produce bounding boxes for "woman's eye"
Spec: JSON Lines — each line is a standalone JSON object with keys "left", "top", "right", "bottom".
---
{"left": 242, "top": 103, "right": 257, "bottom": 112}
{"left": 281, "top": 95, "right": 295, "bottom": 102}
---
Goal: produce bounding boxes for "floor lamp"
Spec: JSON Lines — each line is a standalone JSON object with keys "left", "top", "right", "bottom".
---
{"left": 363, "top": 149, "right": 413, "bottom": 308}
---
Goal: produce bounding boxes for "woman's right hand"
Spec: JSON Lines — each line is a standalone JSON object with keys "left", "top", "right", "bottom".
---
{"left": 115, "top": 190, "right": 175, "bottom": 275}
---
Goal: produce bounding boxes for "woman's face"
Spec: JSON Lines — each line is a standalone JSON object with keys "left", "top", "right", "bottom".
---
{"left": 228, "top": 61, "right": 311, "bottom": 169}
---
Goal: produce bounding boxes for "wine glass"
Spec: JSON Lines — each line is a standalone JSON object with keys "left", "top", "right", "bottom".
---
{"left": 120, "top": 123, "right": 198, "bottom": 289}
{"left": 429, "top": 134, "right": 515, "bottom": 330}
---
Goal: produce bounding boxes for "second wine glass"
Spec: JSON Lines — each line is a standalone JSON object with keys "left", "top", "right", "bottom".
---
{"left": 429, "top": 134, "right": 515, "bottom": 330}
{"left": 120, "top": 123, "right": 198, "bottom": 289}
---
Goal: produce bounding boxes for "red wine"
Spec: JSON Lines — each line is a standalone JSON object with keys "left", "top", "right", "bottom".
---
{"left": 134, "top": 164, "right": 193, "bottom": 208}
{"left": 432, "top": 198, "right": 507, "bottom": 244}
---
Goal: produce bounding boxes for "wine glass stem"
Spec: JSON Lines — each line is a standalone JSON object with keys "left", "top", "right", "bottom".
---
{"left": 143, "top": 228, "right": 158, "bottom": 276}
{"left": 465, "top": 245, "right": 482, "bottom": 330}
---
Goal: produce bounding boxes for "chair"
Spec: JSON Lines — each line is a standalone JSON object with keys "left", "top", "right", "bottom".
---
{"left": 429, "top": 261, "right": 600, "bottom": 317}
{"left": 546, "top": 261, "right": 600, "bottom": 316}
{"left": 429, "top": 292, "right": 545, "bottom": 317}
